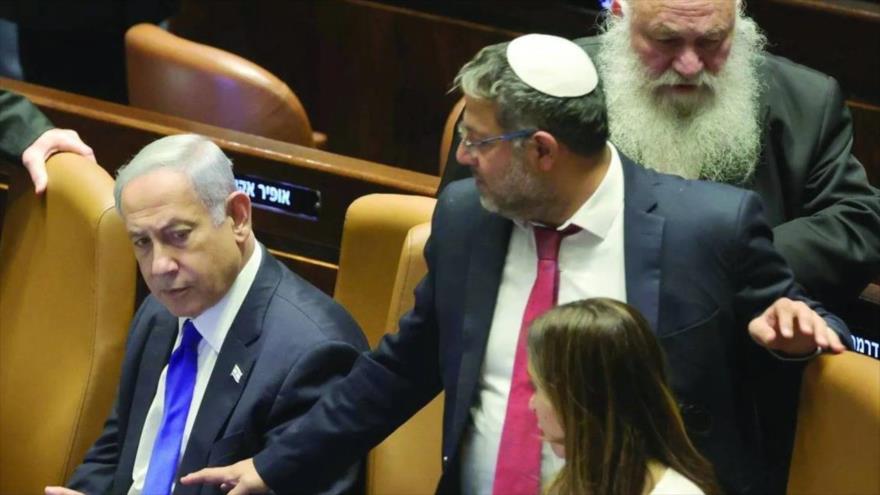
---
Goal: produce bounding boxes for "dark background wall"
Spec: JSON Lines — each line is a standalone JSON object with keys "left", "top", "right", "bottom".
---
{"left": 167, "top": 0, "right": 880, "bottom": 181}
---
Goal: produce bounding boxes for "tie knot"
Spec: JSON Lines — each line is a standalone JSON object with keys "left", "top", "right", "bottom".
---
{"left": 181, "top": 320, "right": 203, "bottom": 351}
{"left": 533, "top": 225, "right": 581, "bottom": 261}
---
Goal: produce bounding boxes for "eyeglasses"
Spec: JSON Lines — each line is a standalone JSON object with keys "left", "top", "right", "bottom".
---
{"left": 457, "top": 123, "right": 537, "bottom": 153}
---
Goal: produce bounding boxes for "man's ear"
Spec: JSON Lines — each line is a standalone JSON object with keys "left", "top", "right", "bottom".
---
{"left": 226, "top": 191, "right": 252, "bottom": 242}
{"left": 532, "top": 131, "right": 559, "bottom": 173}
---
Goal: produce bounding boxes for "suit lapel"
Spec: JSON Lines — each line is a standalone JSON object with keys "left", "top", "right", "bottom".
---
{"left": 449, "top": 212, "right": 512, "bottom": 453}
{"left": 621, "top": 156, "right": 664, "bottom": 335}
{"left": 173, "top": 251, "right": 279, "bottom": 494}
{"left": 114, "top": 311, "right": 178, "bottom": 492}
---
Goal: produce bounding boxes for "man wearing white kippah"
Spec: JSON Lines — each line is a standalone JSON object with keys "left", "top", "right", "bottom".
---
{"left": 183, "top": 35, "right": 850, "bottom": 495}
{"left": 437, "top": 2, "right": 880, "bottom": 491}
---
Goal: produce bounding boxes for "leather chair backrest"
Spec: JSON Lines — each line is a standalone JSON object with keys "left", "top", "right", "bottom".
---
{"left": 787, "top": 352, "right": 880, "bottom": 494}
{"left": 334, "top": 194, "right": 443, "bottom": 494}
{"left": 334, "top": 193, "right": 436, "bottom": 347}
{"left": 439, "top": 97, "right": 465, "bottom": 177}
{"left": 0, "top": 154, "right": 136, "bottom": 492}
{"left": 125, "top": 23, "right": 324, "bottom": 148}
{"left": 367, "top": 222, "right": 444, "bottom": 495}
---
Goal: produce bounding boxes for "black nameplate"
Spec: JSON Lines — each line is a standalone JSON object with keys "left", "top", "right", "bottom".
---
{"left": 235, "top": 175, "right": 321, "bottom": 221}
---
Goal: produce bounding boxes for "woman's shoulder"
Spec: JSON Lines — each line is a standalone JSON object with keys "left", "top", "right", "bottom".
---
{"left": 649, "top": 467, "right": 705, "bottom": 495}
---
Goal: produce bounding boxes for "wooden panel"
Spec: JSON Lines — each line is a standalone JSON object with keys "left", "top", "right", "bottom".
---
{"left": 748, "top": 0, "right": 880, "bottom": 104}
{"left": 168, "top": 0, "right": 879, "bottom": 181}
{"left": 0, "top": 77, "right": 438, "bottom": 296}
{"left": 171, "top": 0, "right": 518, "bottom": 176}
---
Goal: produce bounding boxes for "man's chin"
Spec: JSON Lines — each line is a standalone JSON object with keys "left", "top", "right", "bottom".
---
{"left": 158, "top": 288, "right": 202, "bottom": 318}
{"left": 655, "top": 88, "right": 713, "bottom": 116}
{"left": 478, "top": 194, "right": 500, "bottom": 214}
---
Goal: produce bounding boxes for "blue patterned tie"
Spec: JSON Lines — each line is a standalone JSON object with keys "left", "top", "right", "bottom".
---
{"left": 143, "top": 319, "right": 202, "bottom": 495}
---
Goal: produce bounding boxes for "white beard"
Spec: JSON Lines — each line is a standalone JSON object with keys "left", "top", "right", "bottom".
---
{"left": 596, "top": 13, "right": 766, "bottom": 185}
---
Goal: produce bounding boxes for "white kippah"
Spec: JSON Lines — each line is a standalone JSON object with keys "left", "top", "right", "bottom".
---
{"left": 506, "top": 33, "right": 598, "bottom": 97}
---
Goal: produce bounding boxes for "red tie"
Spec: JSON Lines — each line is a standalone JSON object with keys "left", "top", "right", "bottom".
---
{"left": 493, "top": 225, "right": 580, "bottom": 495}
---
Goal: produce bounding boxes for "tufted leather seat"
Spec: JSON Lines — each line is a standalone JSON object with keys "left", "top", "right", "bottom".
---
{"left": 335, "top": 194, "right": 443, "bottom": 494}
{"left": 0, "top": 154, "right": 136, "bottom": 492}
{"left": 787, "top": 351, "right": 880, "bottom": 494}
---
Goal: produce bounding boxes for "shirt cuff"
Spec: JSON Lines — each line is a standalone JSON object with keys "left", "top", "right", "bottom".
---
{"left": 768, "top": 346, "right": 823, "bottom": 361}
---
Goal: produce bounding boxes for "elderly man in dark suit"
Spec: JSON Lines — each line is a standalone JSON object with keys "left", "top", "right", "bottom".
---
{"left": 184, "top": 35, "right": 849, "bottom": 495}
{"left": 441, "top": 0, "right": 880, "bottom": 316}
{"left": 437, "top": 3, "right": 880, "bottom": 489}
{"left": 43, "top": 134, "right": 367, "bottom": 495}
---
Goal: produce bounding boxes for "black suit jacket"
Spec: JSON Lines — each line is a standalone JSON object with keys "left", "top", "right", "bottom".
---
{"left": 442, "top": 43, "right": 880, "bottom": 313}
{"left": 68, "top": 247, "right": 368, "bottom": 495}
{"left": 0, "top": 89, "right": 54, "bottom": 164}
{"left": 254, "top": 158, "right": 849, "bottom": 495}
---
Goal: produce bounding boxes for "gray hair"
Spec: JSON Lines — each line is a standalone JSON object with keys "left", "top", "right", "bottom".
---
{"left": 114, "top": 134, "right": 236, "bottom": 225}
{"left": 453, "top": 40, "right": 608, "bottom": 157}
{"left": 616, "top": 0, "right": 744, "bottom": 18}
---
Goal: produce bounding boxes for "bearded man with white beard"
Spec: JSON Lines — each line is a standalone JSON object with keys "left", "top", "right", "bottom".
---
{"left": 437, "top": 2, "right": 880, "bottom": 491}
{"left": 442, "top": 0, "right": 880, "bottom": 320}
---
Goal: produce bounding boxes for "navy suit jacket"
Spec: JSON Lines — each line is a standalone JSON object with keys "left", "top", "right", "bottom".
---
{"left": 68, "top": 247, "right": 368, "bottom": 495}
{"left": 441, "top": 46, "right": 880, "bottom": 313}
{"left": 255, "top": 158, "right": 849, "bottom": 494}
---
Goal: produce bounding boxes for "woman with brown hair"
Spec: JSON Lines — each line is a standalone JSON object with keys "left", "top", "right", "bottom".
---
{"left": 527, "top": 298, "right": 721, "bottom": 495}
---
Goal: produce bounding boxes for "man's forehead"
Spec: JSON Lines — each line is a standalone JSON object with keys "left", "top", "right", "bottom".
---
{"left": 120, "top": 168, "right": 205, "bottom": 219}
{"left": 462, "top": 96, "right": 500, "bottom": 131}
{"left": 631, "top": 0, "right": 735, "bottom": 28}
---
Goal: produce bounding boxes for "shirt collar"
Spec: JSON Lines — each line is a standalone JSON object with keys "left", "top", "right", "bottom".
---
{"left": 515, "top": 142, "right": 624, "bottom": 239}
{"left": 179, "top": 242, "right": 263, "bottom": 353}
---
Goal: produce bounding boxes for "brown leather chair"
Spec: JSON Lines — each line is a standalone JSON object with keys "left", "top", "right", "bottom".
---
{"left": 0, "top": 154, "right": 136, "bottom": 492}
{"left": 787, "top": 352, "right": 880, "bottom": 494}
{"left": 334, "top": 194, "right": 443, "bottom": 494}
{"left": 439, "top": 97, "right": 465, "bottom": 177}
{"left": 125, "top": 23, "right": 326, "bottom": 148}
{"left": 335, "top": 194, "right": 436, "bottom": 347}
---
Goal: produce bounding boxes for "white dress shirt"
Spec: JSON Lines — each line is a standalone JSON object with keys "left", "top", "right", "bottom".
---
{"left": 460, "top": 144, "right": 627, "bottom": 494}
{"left": 128, "top": 245, "right": 262, "bottom": 495}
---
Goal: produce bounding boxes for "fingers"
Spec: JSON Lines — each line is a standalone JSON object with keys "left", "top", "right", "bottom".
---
{"left": 57, "top": 130, "right": 95, "bottom": 161}
{"left": 22, "top": 157, "right": 49, "bottom": 194}
{"left": 179, "top": 466, "right": 235, "bottom": 485}
{"left": 748, "top": 308, "right": 778, "bottom": 347}
{"left": 45, "top": 487, "right": 84, "bottom": 495}
{"left": 775, "top": 298, "right": 798, "bottom": 338}
{"left": 819, "top": 322, "right": 846, "bottom": 354}
{"left": 36, "top": 129, "right": 95, "bottom": 160}
{"left": 228, "top": 482, "right": 252, "bottom": 495}
{"left": 755, "top": 297, "right": 847, "bottom": 356}
{"left": 21, "top": 129, "right": 96, "bottom": 195}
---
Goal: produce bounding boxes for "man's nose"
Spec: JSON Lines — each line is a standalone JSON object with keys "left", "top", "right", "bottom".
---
{"left": 151, "top": 245, "right": 178, "bottom": 276}
{"left": 455, "top": 140, "right": 477, "bottom": 167}
{"left": 673, "top": 46, "right": 704, "bottom": 79}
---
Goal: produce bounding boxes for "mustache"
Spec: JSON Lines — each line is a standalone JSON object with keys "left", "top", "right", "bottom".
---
{"left": 648, "top": 69, "right": 718, "bottom": 91}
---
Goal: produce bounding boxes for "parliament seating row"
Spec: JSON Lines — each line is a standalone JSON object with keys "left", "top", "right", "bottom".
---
{"left": 0, "top": 76, "right": 439, "bottom": 296}
{"left": 0, "top": 75, "right": 877, "bottom": 493}
{"left": 1, "top": 158, "right": 876, "bottom": 493}
{"left": 0, "top": 149, "right": 445, "bottom": 493}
